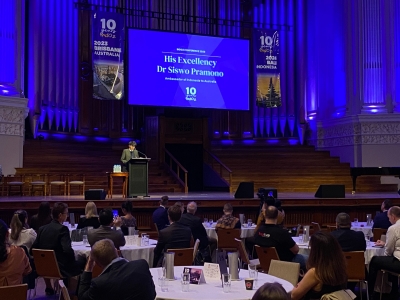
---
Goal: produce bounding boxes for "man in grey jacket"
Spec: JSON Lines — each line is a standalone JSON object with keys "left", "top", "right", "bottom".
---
{"left": 121, "top": 141, "right": 139, "bottom": 172}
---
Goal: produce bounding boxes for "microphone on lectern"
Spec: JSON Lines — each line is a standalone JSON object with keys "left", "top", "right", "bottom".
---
{"left": 137, "top": 150, "right": 147, "bottom": 158}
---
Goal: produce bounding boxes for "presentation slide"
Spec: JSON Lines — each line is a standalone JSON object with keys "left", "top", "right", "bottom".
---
{"left": 127, "top": 29, "right": 249, "bottom": 110}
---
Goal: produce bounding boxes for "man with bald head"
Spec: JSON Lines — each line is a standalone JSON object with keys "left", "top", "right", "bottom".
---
{"left": 254, "top": 206, "right": 307, "bottom": 271}
{"left": 368, "top": 206, "right": 400, "bottom": 298}
{"left": 78, "top": 239, "right": 156, "bottom": 300}
{"left": 179, "top": 201, "right": 217, "bottom": 260}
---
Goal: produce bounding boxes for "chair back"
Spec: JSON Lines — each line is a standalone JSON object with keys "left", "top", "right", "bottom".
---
{"left": 193, "top": 239, "right": 200, "bottom": 262}
{"left": 327, "top": 225, "right": 336, "bottom": 232}
{"left": 255, "top": 245, "right": 280, "bottom": 272}
{"left": 32, "top": 249, "right": 63, "bottom": 279}
{"left": 373, "top": 228, "right": 387, "bottom": 242}
{"left": 268, "top": 259, "right": 300, "bottom": 286}
{"left": 59, "top": 280, "right": 71, "bottom": 300}
{"left": 235, "top": 238, "right": 250, "bottom": 265}
{"left": 0, "top": 284, "right": 28, "bottom": 300}
{"left": 344, "top": 251, "right": 365, "bottom": 281}
{"left": 216, "top": 229, "right": 241, "bottom": 250}
{"left": 311, "top": 222, "right": 321, "bottom": 233}
{"left": 167, "top": 248, "right": 194, "bottom": 266}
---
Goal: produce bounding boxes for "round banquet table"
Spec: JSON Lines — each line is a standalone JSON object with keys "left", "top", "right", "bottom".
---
{"left": 292, "top": 237, "right": 384, "bottom": 264}
{"left": 150, "top": 266, "right": 293, "bottom": 300}
{"left": 204, "top": 223, "right": 256, "bottom": 239}
{"left": 72, "top": 238, "right": 157, "bottom": 266}
{"left": 350, "top": 222, "right": 373, "bottom": 238}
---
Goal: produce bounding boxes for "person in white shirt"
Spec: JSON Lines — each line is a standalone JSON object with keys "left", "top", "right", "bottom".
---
{"left": 368, "top": 206, "right": 400, "bottom": 298}
{"left": 9, "top": 210, "right": 37, "bottom": 251}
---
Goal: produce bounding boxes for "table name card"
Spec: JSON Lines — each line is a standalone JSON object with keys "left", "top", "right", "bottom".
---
{"left": 203, "top": 263, "right": 221, "bottom": 280}
{"left": 183, "top": 267, "right": 206, "bottom": 284}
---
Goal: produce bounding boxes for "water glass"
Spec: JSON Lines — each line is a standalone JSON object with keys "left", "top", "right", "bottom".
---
{"left": 222, "top": 273, "right": 231, "bottom": 293}
{"left": 157, "top": 268, "right": 166, "bottom": 286}
{"left": 82, "top": 235, "right": 88, "bottom": 246}
{"left": 247, "top": 219, "right": 252, "bottom": 227}
{"left": 204, "top": 218, "right": 208, "bottom": 224}
{"left": 354, "top": 218, "right": 358, "bottom": 225}
{"left": 209, "top": 219, "right": 213, "bottom": 227}
{"left": 365, "top": 234, "right": 371, "bottom": 246}
{"left": 160, "top": 276, "right": 168, "bottom": 292}
{"left": 248, "top": 264, "right": 258, "bottom": 288}
{"left": 181, "top": 273, "right": 190, "bottom": 292}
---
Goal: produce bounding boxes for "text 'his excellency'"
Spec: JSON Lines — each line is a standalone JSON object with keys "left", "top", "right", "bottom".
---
{"left": 157, "top": 55, "right": 224, "bottom": 77}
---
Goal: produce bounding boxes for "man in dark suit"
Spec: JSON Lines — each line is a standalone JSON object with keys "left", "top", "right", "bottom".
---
{"left": 373, "top": 199, "right": 393, "bottom": 229}
{"left": 88, "top": 209, "right": 125, "bottom": 249}
{"left": 78, "top": 239, "right": 156, "bottom": 300}
{"left": 153, "top": 204, "right": 192, "bottom": 267}
{"left": 152, "top": 195, "right": 169, "bottom": 231}
{"left": 120, "top": 141, "right": 139, "bottom": 172}
{"left": 331, "top": 212, "right": 366, "bottom": 252}
{"left": 179, "top": 201, "right": 217, "bottom": 259}
{"left": 32, "top": 202, "right": 86, "bottom": 295}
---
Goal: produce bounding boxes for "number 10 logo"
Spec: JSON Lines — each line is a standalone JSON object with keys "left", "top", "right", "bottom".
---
{"left": 185, "top": 87, "right": 197, "bottom": 95}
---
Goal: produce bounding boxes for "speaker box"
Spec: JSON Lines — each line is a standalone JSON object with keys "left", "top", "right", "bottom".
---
{"left": 84, "top": 189, "right": 106, "bottom": 200}
{"left": 315, "top": 185, "right": 345, "bottom": 198}
{"left": 234, "top": 182, "right": 254, "bottom": 198}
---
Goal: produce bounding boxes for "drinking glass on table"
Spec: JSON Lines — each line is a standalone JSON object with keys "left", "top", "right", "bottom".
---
{"left": 354, "top": 218, "right": 358, "bottom": 225}
{"left": 203, "top": 218, "right": 208, "bottom": 225}
{"left": 209, "top": 219, "right": 213, "bottom": 227}
{"left": 222, "top": 273, "right": 231, "bottom": 293}
{"left": 82, "top": 235, "right": 88, "bottom": 246}
{"left": 365, "top": 233, "right": 371, "bottom": 246}
{"left": 248, "top": 264, "right": 258, "bottom": 288}
{"left": 247, "top": 219, "right": 253, "bottom": 227}
{"left": 181, "top": 273, "right": 190, "bottom": 292}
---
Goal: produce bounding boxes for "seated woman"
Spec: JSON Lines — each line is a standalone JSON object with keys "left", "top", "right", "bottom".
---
{"left": 29, "top": 201, "right": 52, "bottom": 232}
{"left": 77, "top": 202, "right": 100, "bottom": 230}
{"left": 252, "top": 282, "right": 289, "bottom": 300}
{"left": 0, "top": 219, "right": 32, "bottom": 286}
{"left": 9, "top": 210, "right": 37, "bottom": 251}
{"left": 120, "top": 201, "right": 137, "bottom": 235}
{"left": 291, "top": 231, "right": 347, "bottom": 300}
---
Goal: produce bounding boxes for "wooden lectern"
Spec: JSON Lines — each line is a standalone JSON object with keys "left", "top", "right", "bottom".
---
{"left": 128, "top": 158, "right": 151, "bottom": 197}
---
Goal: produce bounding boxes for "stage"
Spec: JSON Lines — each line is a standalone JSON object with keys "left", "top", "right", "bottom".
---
{"left": 0, "top": 191, "right": 399, "bottom": 230}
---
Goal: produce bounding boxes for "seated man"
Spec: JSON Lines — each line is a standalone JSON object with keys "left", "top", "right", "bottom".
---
{"left": 78, "top": 239, "right": 156, "bottom": 300}
{"left": 254, "top": 206, "right": 307, "bottom": 271}
{"left": 152, "top": 196, "right": 169, "bottom": 231}
{"left": 32, "top": 202, "right": 86, "bottom": 294}
{"left": 153, "top": 205, "right": 192, "bottom": 267}
{"left": 368, "top": 206, "right": 400, "bottom": 298}
{"left": 373, "top": 199, "right": 393, "bottom": 229}
{"left": 215, "top": 203, "right": 241, "bottom": 229}
{"left": 179, "top": 201, "right": 217, "bottom": 260}
{"left": 331, "top": 212, "right": 366, "bottom": 252}
{"left": 88, "top": 209, "right": 125, "bottom": 249}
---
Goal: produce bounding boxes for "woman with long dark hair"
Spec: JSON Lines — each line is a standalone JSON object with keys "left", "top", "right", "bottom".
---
{"left": 120, "top": 200, "right": 137, "bottom": 235}
{"left": 9, "top": 210, "right": 37, "bottom": 250}
{"left": 30, "top": 201, "right": 52, "bottom": 232}
{"left": 0, "top": 219, "right": 31, "bottom": 286}
{"left": 291, "top": 231, "right": 347, "bottom": 300}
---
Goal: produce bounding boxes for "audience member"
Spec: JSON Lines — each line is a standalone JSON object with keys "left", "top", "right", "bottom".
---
{"left": 252, "top": 282, "right": 290, "bottom": 300}
{"left": 120, "top": 200, "right": 137, "bottom": 235}
{"left": 152, "top": 195, "right": 169, "bottom": 231}
{"left": 254, "top": 206, "right": 307, "bottom": 271}
{"left": 32, "top": 202, "right": 86, "bottom": 295}
{"left": 153, "top": 205, "right": 192, "bottom": 267}
{"left": 88, "top": 209, "right": 125, "bottom": 249}
{"left": 179, "top": 201, "right": 216, "bottom": 260}
{"left": 0, "top": 219, "right": 32, "bottom": 286}
{"left": 78, "top": 239, "right": 156, "bottom": 300}
{"left": 373, "top": 199, "right": 393, "bottom": 229}
{"left": 174, "top": 201, "right": 185, "bottom": 214}
{"left": 29, "top": 201, "right": 52, "bottom": 232}
{"left": 77, "top": 202, "right": 100, "bottom": 230}
{"left": 368, "top": 206, "right": 400, "bottom": 298}
{"left": 9, "top": 210, "right": 37, "bottom": 251}
{"left": 215, "top": 203, "right": 241, "bottom": 229}
{"left": 291, "top": 232, "right": 347, "bottom": 300}
{"left": 331, "top": 212, "right": 366, "bottom": 252}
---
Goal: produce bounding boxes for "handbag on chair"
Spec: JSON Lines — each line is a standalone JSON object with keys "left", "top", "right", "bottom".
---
{"left": 320, "top": 289, "right": 356, "bottom": 300}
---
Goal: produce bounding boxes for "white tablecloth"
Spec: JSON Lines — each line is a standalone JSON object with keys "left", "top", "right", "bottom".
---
{"left": 351, "top": 222, "right": 373, "bottom": 238}
{"left": 292, "top": 237, "right": 384, "bottom": 264}
{"left": 204, "top": 223, "right": 256, "bottom": 239}
{"left": 150, "top": 266, "right": 293, "bottom": 300}
{"left": 72, "top": 238, "right": 157, "bottom": 266}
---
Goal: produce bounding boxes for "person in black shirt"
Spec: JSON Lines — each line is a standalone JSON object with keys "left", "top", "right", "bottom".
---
{"left": 152, "top": 196, "right": 169, "bottom": 231}
{"left": 254, "top": 206, "right": 307, "bottom": 271}
{"left": 331, "top": 212, "right": 366, "bottom": 252}
{"left": 373, "top": 199, "right": 393, "bottom": 230}
{"left": 77, "top": 202, "right": 100, "bottom": 230}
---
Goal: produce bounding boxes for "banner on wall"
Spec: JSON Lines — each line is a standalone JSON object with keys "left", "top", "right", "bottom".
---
{"left": 92, "top": 11, "right": 125, "bottom": 100}
{"left": 254, "top": 29, "right": 281, "bottom": 108}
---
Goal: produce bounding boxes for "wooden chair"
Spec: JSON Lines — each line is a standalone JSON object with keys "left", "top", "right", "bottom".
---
{"left": 193, "top": 239, "right": 200, "bottom": 263}
{"left": 216, "top": 228, "right": 241, "bottom": 252}
{"left": 255, "top": 245, "right": 280, "bottom": 272}
{"left": 25, "top": 173, "right": 47, "bottom": 196}
{"left": 59, "top": 280, "right": 71, "bottom": 300}
{"left": 373, "top": 228, "right": 387, "bottom": 242}
{"left": 5, "top": 174, "right": 25, "bottom": 196}
{"left": 311, "top": 222, "right": 321, "bottom": 233}
{"left": 167, "top": 248, "right": 194, "bottom": 266}
{"left": 32, "top": 249, "right": 64, "bottom": 296}
{"left": 48, "top": 174, "right": 67, "bottom": 196}
{"left": 67, "top": 174, "right": 85, "bottom": 195}
{"left": 268, "top": 259, "right": 300, "bottom": 286}
{"left": 344, "top": 251, "right": 369, "bottom": 300}
{"left": 0, "top": 284, "right": 28, "bottom": 300}
{"left": 327, "top": 225, "right": 337, "bottom": 232}
{"left": 234, "top": 238, "right": 259, "bottom": 268}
